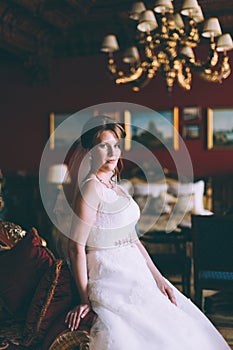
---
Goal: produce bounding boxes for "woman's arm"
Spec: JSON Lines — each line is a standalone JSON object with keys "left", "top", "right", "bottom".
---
{"left": 65, "top": 179, "right": 101, "bottom": 330}
{"left": 135, "top": 238, "right": 177, "bottom": 305}
{"left": 65, "top": 241, "right": 91, "bottom": 331}
{"left": 69, "top": 241, "right": 89, "bottom": 304}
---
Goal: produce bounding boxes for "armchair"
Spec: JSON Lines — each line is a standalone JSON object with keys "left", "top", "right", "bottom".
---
{"left": 192, "top": 215, "right": 233, "bottom": 310}
{"left": 0, "top": 221, "right": 92, "bottom": 350}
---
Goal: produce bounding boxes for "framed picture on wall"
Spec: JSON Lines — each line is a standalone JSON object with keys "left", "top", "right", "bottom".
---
{"left": 49, "top": 108, "right": 122, "bottom": 150}
{"left": 207, "top": 108, "right": 233, "bottom": 149}
{"left": 124, "top": 107, "right": 179, "bottom": 151}
{"left": 182, "top": 106, "right": 201, "bottom": 122}
{"left": 182, "top": 125, "right": 200, "bottom": 140}
{"left": 49, "top": 112, "right": 88, "bottom": 150}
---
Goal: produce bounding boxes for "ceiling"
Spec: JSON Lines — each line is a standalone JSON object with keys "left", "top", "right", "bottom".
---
{"left": 0, "top": 0, "right": 232, "bottom": 82}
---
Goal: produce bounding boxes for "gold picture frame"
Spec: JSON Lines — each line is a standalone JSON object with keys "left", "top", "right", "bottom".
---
{"left": 49, "top": 112, "right": 72, "bottom": 150}
{"left": 182, "top": 106, "right": 201, "bottom": 122}
{"left": 182, "top": 124, "right": 201, "bottom": 140}
{"left": 207, "top": 108, "right": 233, "bottom": 149}
{"left": 124, "top": 107, "right": 179, "bottom": 151}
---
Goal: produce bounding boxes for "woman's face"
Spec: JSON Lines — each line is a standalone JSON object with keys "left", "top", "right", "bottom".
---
{"left": 91, "top": 130, "right": 122, "bottom": 173}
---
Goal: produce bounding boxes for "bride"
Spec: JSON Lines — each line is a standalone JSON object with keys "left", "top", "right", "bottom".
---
{"left": 61, "top": 115, "right": 230, "bottom": 349}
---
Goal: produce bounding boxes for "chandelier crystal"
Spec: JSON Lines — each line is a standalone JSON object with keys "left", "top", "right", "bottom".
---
{"left": 101, "top": 0, "right": 233, "bottom": 92}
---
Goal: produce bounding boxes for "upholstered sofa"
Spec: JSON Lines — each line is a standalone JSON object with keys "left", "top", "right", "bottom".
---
{"left": 0, "top": 221, "right": 93, "bottom": 350}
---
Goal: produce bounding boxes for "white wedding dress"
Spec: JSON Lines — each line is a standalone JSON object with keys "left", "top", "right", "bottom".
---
{"left": 79, "top": 179, "right": 230, "bottom": 350}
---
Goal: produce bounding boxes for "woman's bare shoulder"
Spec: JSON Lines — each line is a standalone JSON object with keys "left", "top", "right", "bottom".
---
{"left": 79, "top": 175, "right": 102, "bottom": 203}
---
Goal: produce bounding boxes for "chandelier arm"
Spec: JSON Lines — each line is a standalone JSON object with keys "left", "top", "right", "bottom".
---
{"left": 208, "top": 44, "right": 219, "bottom": 67}
{"left": 106, "top": 54, "right": 120, "bottom": 77}
{"left": 185, "top": 43, "right": 219, "bottom": 72}
{"left": 130, "top": 73, "right": 155, "bottom": 91}
{"left": 175, "top": 59, "right": 192, "bottom": 90}
{"left": 115, "top": 40, "right": 159, "bottom": 85}
{"left": 104, "top": 53, "right": 145, "bottom": 84}
{"left": 115, "top": 66, "right": 145, "bottom": 84}
{"left": 196, "top": 55, "right": 231, "bottom": 83}
{"left": 125, "top": 58, "right": 159, "bottom": 91}
{"left": 144, "top": 38, "right": 159, "bottom": 65}
{"left": 186, "top": 19, "right": 200, "bottom": 45}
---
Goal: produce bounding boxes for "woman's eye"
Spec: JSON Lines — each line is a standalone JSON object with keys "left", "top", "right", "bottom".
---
{"left": 115, "top": 143, "right": 121, "bottom": 149}
{"left": 99, "top": 143, "right": 107, "bottom": 149}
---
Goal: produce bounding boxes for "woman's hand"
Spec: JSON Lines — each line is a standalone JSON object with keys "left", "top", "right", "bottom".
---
{"left": 156, "top": 278, "right": 177, "bottom": 306}
{"left": 65, "top": 303, "right": 91, "bottom": 331}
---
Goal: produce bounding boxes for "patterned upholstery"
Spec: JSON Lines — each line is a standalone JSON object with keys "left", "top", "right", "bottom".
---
{"left": 0, "top": 221, "right": 91, "bottom": 350}
{"left": 200, "top": 271, "right": 233, "bottom": 281}
{"left": 0, "top": 221, "right": 26, "bottom": 250}
{"left": 48, "top": 330, "right": 89, "bottom": 350}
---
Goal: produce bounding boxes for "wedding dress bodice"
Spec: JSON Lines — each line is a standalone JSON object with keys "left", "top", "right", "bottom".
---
{"left": 86, "top": 181, "right": 140, "bottom": 250}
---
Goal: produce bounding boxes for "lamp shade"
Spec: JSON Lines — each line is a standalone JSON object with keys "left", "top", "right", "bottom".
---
{"left": 123, "top": 46, "right": 140, "bottom": 64}
{"left": 101, "top": 34, "right": 119, "bottom": 52}
{"left": 154, "top": 0, "right": 173, "bottom": 13}
{"left": 47, "top": 164, "right": 71, "bottom": 185}
{"left": 202, "top": 17, "right": 222, "bottom": 38}
{"left": 180, "top": 0, "right": 200, "bottom": 16}
{"left": 129, "top": 2, "right": 146, "bottom": 20}
{"left": 193, "top": 6, "right": 204, "bottom": 23}
{"left": 137, "top": 10, "right": 158, "bottom": 32}
{"left": 216, "top": 33, "right": 233, "bottom": 52}
{"left": 180, "top": 46, "right": 195, "bottom": 59}
{"left": 173, "top": 14, "right": 184, "bottom": 29}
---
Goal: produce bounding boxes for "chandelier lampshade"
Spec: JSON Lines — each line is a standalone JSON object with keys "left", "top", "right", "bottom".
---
{"left": 123, "top": 46, "right": 140, "bottom": 64}
{"left": 180, "top": 46, "right": 195, "bottom": 59}
{"left": 173, "top": 14, "right": 185, "bottom": 29}
{"left": 180, "top": 0, "right": 200, "bottom": 16}
{"left": 129, "top": 2, "right": 146, "bottom": 20}
{"left": 101, "top": 34, "right": 119, "bottom": 53}
{"left": 192, "top": 6, "right": 204, "bottom": 23}
{"left": 154, "top": 0, "right": 173, "bottom": 14}
{"left": 202, "top": 18, "right": 222, "bottom": 38}
{"left": 101, "top": 0, "right": 232, "bottom": 91}
{"left": 217, "top": 34, "right": 233, "bottom": 52}
{"left": 137, "top": 10, "right": 158, "bottom": 32}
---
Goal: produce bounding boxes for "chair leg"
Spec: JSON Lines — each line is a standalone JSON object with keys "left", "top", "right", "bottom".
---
{"left": 182, "top": 259, "right": 191, "bottom": 298}
{"left": 195, "top": 288, "right": 203, "bottom": 310}
{"left": 182, "top": 276, "right": 190, "bottom": 298}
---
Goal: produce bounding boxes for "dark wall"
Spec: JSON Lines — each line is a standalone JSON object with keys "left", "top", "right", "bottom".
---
{"left": 0, "top": 51, "right": 233, "bottom": 177}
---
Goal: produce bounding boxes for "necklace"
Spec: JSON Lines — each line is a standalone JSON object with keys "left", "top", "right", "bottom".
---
{"left": 95, "top": 174, "right": 115, "bottom": 189}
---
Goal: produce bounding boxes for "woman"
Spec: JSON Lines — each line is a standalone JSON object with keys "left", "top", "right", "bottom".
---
{"left": 64, "top": 115, "right": 230, "bottom": 350}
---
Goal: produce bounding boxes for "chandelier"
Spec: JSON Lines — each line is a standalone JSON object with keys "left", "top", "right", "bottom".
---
{"left": 100, "top": 0, "right": 233, "bottom": 92}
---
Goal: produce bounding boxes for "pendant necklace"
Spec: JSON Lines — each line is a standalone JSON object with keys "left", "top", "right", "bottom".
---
{"left": 95, "top": 174, "right": 115, "bottom": 189}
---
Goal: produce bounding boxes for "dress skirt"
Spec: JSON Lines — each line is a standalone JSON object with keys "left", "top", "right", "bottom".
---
{"left": 87, "top": 244, "right": 230, "bottom": 350}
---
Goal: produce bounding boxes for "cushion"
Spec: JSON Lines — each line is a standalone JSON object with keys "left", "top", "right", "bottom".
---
{"left": 146, "top": 196, "right": 171, "bottom": 215}
{"left": 168, "top": 180, "right": 206, "bottom": 214}
{"left": 0, "top": 228, "right": 55, "bottom": 320}
{"left": 168, "top": 182, "right": 195, "bottom": 196}
{"left": 134, "top": 182, "right": 168, "bottom": 198}
{"left": 134, "top": 194, "right": 171, "bottom": 215}
{"left": 23, "top": 260, "right": 78, "bottom": 346}
{"left": 192, "top": 181, "right": 205, "bottom": 215}
{"left": 173, "top": 195, "right": 194, "bottom": 214}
